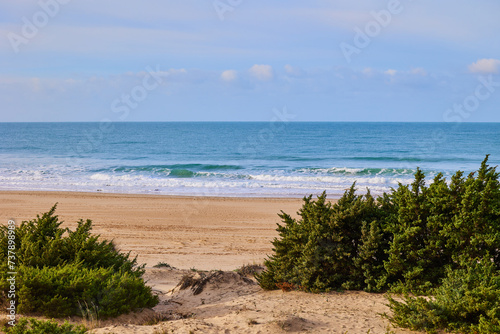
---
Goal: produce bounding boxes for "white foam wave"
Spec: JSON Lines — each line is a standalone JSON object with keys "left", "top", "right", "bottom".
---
{"left": 0, "top": 166, "right": 416, "bottom": 198}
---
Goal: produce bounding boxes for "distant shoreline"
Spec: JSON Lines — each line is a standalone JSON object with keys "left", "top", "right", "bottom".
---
{"left": 0, "top": 189, "right": 314, "bottom": 200}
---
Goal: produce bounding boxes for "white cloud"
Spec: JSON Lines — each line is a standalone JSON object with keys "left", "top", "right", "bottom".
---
{"left": 157, "top": 68, "right": 187, "bottom": 77}
{"left": 249, "top": 64, "right": 274, "bottom": 81}
{"left": 385, "top": 69, "right": 397, "bottom": 76}
{"left": 285, "top": 64, "right": 295, "bottom": 73}
{"left": 362, "top": 68, "right": 374, "bottom": 77}
{"left": 468, "top": 58, "right": 500, "bottom": 74}
{"left": 410, "top": 68, "right": 427, "bottom": 76}
{"left": 221, "top": 70, "right": 238, "bottom": 82}
{"left": 284, "top": 64, "right": 304, "bottom": 77}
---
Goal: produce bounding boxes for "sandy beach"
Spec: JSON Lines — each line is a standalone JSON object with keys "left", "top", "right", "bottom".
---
{"left": 0, "top": 191, "right": 420, "bottom": 333}
{"left": 0, "top": 191, "right": 304, "bottom": 270}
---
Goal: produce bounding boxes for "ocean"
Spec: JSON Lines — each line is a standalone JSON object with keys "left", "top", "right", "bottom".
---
{"left": 0, "top": 122, "right": 498, "bottom": 198}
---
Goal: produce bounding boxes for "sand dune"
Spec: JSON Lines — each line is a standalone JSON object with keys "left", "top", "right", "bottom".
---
{"left": 0, "top": 191, "right": 423, "bottom": 333}
{"left": 90, "top": 267, "right": 417, "bottom": 334}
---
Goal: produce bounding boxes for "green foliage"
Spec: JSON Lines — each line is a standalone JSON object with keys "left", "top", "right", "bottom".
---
{"left": 153, "top": 262, "right": 174, "bottom": 269}
{"left": 257, "top": 186, "right": 390, "bottom": 292}
{"left": 3, "top": 317, "right": 87, "bottom": 334}
{"left": 16, "top": 263, "right": 156, "bottom": 318}
{"left": 383, "top": 171, "right": 455, "bottom": 293}
{"left": 0, "top": 206, "right": 158, "bottom": 318}
{"left": 387, "top": 259, "right": 500, "bottom": 333}
{"left": 258, "top": 155, "right": 500, "bottom": 331}
{"left": 384, "top": 156, "right": 500, "bottom": 293}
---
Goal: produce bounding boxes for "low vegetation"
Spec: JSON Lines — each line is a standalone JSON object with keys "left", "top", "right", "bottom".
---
{"left": 153, "top": 262, "right": 176, "bottom": 269}
{"left": 387, "top": 260, "right": 500, "bottom": 333}
{"left": 257, "top": 155, "right": 500, "bottom": 333}
{"left": 176, "top": 270, "right": 254, "bottom": 295}
{"left": 235, "top": 263, "right": 265, "bottom": 277}
{"left": 2, "top": 318, "right": 87, "bottom": 334}
{"left": 0, "top": 205, "right": 159, "bottom": 320}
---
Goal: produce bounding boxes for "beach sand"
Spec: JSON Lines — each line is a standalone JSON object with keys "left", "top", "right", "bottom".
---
{"left": 0, "top": 191, "right": 419, "bottom": 333}
{"left": 0, "top": 191, "right": 304, "bottom": 270}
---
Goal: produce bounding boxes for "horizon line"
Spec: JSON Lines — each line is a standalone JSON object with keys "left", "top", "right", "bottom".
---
{"left": 1, "top": 120, "right": 499, "bottom": 124}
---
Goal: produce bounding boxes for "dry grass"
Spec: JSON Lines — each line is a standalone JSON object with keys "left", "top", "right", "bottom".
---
{"left": 176, "top": 270, "right": 255, "bottom": 295}
{"left": 140, "top": 311, "right": 192, "bottom": 326}
{"left": 235, "top": 263, "right": 265, "bottom": 277}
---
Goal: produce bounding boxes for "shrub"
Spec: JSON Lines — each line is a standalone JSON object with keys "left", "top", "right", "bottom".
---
{"left": 382, "top": 170, "right": 457, "bottom": 293}
{"left": 384, "top": 157, "right": 500, "bottom": 293}
{"left": 387, "top": 259, "right": 500, "bottom": 333}
{"left": 258, "top": 156, "right": 500, "bottom": 294}
{"left": 0, "top": 206, "right": 158, "bottom": 318}
{"left": 258, "top": 155, "right": 500, "bottom": 332}
{"left": 3, "top": 318, "right": 87, "bottom": 334}
{"left": 257, "top": 186, "right": 390, "bottom": 292}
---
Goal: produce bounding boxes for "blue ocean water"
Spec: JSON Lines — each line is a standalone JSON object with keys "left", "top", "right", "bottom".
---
{"left": 0, "top": 122, "right": 498, "bottom": 198}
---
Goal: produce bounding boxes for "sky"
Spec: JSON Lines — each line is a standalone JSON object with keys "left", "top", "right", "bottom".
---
{"left": 0, "top": 0, "right": 499, "bottom": 122}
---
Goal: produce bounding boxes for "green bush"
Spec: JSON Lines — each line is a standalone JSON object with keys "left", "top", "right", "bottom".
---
{"left": 0, "top": 206, "right": 158, "bottom": 318}
{"left": 3, "top": 317, "right": 87, "bottom": 334}
{"left": 257, "top": 186, "right": 391, "bottom": 292}
{"left": 387, "top": 259, "right": 500, "bottom": 333}
{"left": 384, "top": 157, "right": 500, "bottom": 293}
{"left": 258, "top": 156, "right": 500, "bottom": 293}
{"left": 257, "top": 156, "right": 500, "bottom": 331}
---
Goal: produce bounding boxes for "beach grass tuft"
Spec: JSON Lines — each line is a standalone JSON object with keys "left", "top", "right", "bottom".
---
{"left": 153, "top": 262, "right": 176, "bottom": 269}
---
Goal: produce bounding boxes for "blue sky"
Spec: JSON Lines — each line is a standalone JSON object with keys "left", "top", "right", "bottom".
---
{"left": 1, "top": 0, "right": 499, "bottom": 122}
